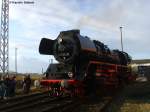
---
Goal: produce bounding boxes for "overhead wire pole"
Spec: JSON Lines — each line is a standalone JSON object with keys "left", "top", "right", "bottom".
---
{"left": 51, "top": 59, "right": 53, "bottom": 64}
{"left": 15, "top": 47, "right": 17, "bottom": 74}
{"left": 120, "top": 26, "right": 124, "bottom": 52}
{"left": 0, "top": 0, "right": 9, "bottom": 75}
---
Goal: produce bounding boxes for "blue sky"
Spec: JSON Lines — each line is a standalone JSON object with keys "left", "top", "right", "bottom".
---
{"left": 0, "top": 0, "right": 150, "bottom": 73}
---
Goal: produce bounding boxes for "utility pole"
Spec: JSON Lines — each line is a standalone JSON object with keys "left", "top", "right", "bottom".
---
{"left": 120, "top": 26, "right": 124, "bottom": 52}
{"left": 15, "top": 48, "right": 17, "bottom": 74}
{"left": 49, "top": 58, "right": 53, "bottom": 64}
{"left": 42, "top": 67, "right": 43, "bottom": 74}
{"left": 0, "top": 0, "right": 9, "bottom": 75}
{"left": 51, "top": 59, "right": 53, "bottom": 64}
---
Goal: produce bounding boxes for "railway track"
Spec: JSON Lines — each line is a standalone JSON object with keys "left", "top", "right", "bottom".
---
{"left": 0, "top": 92, "right": 48, "bottom": 112}
{"left": 0, "top": 91, "right": 118, "bottom": 112}
{"left": 74, "top": 96, "right": 112, "bottom": 112}
{"left": 0, "top": 91, "right": 48, "bottom": 104}
{"left": 0, "top": 92, "right": 79, "bottom": 112}
{"left": 22, "top": 97, "right": 79, "bottom": 112}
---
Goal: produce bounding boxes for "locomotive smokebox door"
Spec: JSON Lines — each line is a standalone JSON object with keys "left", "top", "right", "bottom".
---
{"left": 39, "top": 38, "right": 55, "bottom": 55}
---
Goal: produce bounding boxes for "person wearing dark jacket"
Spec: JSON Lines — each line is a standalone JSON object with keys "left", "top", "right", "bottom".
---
{"left": 4, "top": 75, "right": 11, "bottom": 99}
{"left": 0, "top": 77, "right": 5, "bottom": 99}
{"left": 9, "top": 76, "right": 16, "bottom": 97}
{"left": 23, "top": 75, "right": 31, "bottom": 94}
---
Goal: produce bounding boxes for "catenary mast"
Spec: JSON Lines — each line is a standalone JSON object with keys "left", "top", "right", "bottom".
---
{"left": 0, "top": 0, "right": 9, "bottom": 75}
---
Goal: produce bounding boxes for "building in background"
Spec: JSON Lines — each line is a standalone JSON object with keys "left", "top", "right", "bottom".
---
{"left": 131, "top": 59, "right": 150, "bottom": 80}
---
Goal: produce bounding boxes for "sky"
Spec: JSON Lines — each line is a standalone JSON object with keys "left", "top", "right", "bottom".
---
{"left": 0, "top": 0, "right": 150, "bottom": 73}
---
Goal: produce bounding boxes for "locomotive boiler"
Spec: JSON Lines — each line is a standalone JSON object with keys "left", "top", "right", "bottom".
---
{"left": 39, "top": 30, "right": 132, "bottom": 96}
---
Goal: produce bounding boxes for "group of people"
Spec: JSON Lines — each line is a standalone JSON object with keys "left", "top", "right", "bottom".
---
{"left": 0, "top": 75, "right": 16, "bottom": 99}
{"left": 0, "top": 74, "right": 32, "bottom": 100}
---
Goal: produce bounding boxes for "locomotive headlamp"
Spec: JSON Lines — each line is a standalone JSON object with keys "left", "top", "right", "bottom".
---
{"left": 58, "top": 38, "right": 63, "bottom": 43}
{"left": 68, "top": 72, "right": 73, "bottom": 78}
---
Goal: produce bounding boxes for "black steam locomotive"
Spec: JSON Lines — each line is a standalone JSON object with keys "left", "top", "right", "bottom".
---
{"left": 39, "top": 30, "right": 132, "bottom": 96}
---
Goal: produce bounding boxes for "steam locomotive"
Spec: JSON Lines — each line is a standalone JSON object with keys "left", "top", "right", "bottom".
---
{"left": 39, "top": 30, "right": 132, "bottom": 96}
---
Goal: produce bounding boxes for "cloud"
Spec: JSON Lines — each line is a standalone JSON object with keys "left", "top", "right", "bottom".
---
{"left": 0, "top": 0, "right": 150, "bottom": 73}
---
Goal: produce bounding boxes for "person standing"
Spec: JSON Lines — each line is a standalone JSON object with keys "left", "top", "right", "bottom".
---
{"left": 9, "top": 76, "right": 16, "bottom": 97}
{"left": 0, "top": 77, "right": 5, "bottom": 99}
{"left": 22, "top": 75, "right": 26, "bottom": 94}
{"left": 26, "top": 75, "right": 31, "bottom": 94}
{"left": 4, "top": 75, "right": 11, "bottom": 99}
{"left": 23, "top": 75, "right": 31, "bottom": 94}
{"left": 34, "top": 80, "right": 40, "bottom": 88}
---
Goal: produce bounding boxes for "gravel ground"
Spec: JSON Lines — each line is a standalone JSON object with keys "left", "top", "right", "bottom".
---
{"left": 108, "top": 79, "right": 150, "bottom": 112}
